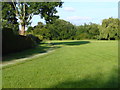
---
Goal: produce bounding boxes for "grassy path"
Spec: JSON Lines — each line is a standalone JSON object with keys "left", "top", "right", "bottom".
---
{"left": 2, "top": 40, "right": 118, "bottom": 88}
{"left": 2, "top": 48, "right": 55, "bottom": 67}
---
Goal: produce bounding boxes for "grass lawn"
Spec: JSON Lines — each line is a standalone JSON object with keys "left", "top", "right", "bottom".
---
{"left": 2, "top": 40, "right": 118, "bottom": 88}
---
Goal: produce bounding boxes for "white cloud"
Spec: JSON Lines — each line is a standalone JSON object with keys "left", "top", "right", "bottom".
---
{"left": 66, "top": 16, "right": 92, "bottom": 21}
{"left": 64, "top": 7, "right": 75, "bottom": 12}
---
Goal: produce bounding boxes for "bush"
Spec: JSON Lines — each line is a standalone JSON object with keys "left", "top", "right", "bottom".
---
{"left": 2, "top": 28, "right": 36, "bottom": 55}
{"left": 26, "top": 34, "right": 42, "bottom": 44}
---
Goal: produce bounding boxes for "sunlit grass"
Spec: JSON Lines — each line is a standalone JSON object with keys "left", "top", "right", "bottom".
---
{"left": 2, "top": 40, "right": 118, "bottom": 88}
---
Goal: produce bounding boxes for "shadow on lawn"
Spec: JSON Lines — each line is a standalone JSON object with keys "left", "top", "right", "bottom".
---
{"left": 2, "top": 41, "right": 90, "bottom": 62}
{"left": 50, "top": 68, "right": 118, "bottom": 88}
{"left": 51, "top": 41, "right": 90, "bottom": 46}
{"left": 2, "top": 44, "right": 60, "bottom": 62}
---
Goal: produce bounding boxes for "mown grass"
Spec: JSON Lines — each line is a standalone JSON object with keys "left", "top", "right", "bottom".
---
{"left": 2, "top": 40, "right": 118, "bottom": 88}
{"left": 2, "top": 42, "right": 56, "bottom": 62}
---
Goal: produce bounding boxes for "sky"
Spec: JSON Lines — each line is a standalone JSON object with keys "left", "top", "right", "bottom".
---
{"left": 31, "top": 0, "right": 119, "bottom": 26}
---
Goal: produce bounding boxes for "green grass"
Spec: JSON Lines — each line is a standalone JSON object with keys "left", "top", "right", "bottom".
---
{"left": 2, "top": 40, "right": 118, "bottom": 88}
{"left": 2, "top": 42, "right": 57, "bottom": 62}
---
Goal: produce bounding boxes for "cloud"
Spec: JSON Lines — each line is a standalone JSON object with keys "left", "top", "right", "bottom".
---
{"left": 64, "top": 7, "right": 75, "bottom": 12}
{"left": 66, "top": 16, "right": 92, "bottom": 21}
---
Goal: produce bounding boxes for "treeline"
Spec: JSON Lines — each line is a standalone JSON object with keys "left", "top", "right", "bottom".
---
{"left": 27, "top": 17, "right": 120, "bottom": 40}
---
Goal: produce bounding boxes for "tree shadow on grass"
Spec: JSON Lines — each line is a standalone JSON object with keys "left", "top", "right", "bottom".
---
{"left": 50, "top": 41, "right": 90, "bottom": 46}
{"left": 50, "top": 68, "right": 118, "bottom": 88}
{"left": 2, "top": 41, "right": 90, "bottom": 62}
{"left": 2, "top": 44, "right": 60, "bottom": 62}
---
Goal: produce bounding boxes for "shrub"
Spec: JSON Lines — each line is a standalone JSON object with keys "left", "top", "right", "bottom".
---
{"left": 2, "top": 28, "right": 36, "bottom": 55}
{"left": 26, "top": 34, "right": 42, "bottom": 44}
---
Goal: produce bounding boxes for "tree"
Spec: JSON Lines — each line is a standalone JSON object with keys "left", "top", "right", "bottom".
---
{"left": 75, "top": 23, "right": 99, "bottom": 40}
{"left": 88, "top": 23, "right": 100, "bottom": 39}
{"left": 27, "top": 19, "right": 77, "bottom": 40}
{"left": 99, "top": 18, "right": 120, "bottom": 40}
{"left": 28, "top": 22, "right": 50, "bottom": 40}
{"left": 46, "top": 19, "right": 77, "bottom": 40}
{"left": 2, "top": 2, "right": 19, "bottom": 34}
{"left": 10, "top": 1, "right": 63, "bottom": 35}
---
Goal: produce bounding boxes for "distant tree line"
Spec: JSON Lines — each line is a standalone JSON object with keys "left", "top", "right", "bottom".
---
{"left": 27, "top": 17, "right": 120, "bottom": 40}
{"left": 27, "top": 19, "right": 76, "bottom": 40}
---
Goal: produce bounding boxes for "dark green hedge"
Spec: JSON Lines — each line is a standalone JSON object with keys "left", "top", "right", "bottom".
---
{"left": 2, "top": 28, "right": 37, "bottom": 55}
{"left": 26, "top": 34, "right": 42, "bottom": 44}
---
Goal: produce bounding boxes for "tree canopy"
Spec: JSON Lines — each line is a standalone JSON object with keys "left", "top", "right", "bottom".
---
{"left": 2, "top": 2, "right": 19, "bottom": 33}
{"left": 27, "top": 19, "right": 76, "bottom": 40}
{"left": 2, "top": 1, "right": 63, "bottom": 35}
{"left": 99, "top": 18, "right": 120, "bottom": 40}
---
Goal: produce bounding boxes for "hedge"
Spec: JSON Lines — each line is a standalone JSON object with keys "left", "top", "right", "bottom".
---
{"left": 2, "top": 28, "right": 37, "bottom": 55}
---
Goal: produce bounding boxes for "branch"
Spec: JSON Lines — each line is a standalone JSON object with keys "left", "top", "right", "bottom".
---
{"left": 23, "top": 3, "right": 26, "bottom": 20}
{"left": 27, "top": 14, "right": 33, "bottom": 23}
{"left": 11, "top": 0, "right": 18, "bottom": 17}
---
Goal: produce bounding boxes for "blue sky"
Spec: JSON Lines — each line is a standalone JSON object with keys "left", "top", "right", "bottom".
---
{"left": 31, "top": 0, "right": 119, "bottom": 26}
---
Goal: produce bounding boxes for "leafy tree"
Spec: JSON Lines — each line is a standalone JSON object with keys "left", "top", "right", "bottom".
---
{"left": 27, "top": 26, "right": 34, "bottom": 33}
{"left": 99, "top": 18, "right": 120, "bottom": 40}
{"left": 75, "top": 23, "right": 99, "bottom": 40}
{"left": 88, "top": 23, "right": 100, "bottom": 39}
{"left": 28, "top": 19, "right": 77, "bottom": 40}
{"left": 10, "top": 1, "right": 63, "bottom": 35}
{"left": 31, "top": 22, "right": 50, "bottom": 40}
{"left": 2, "top": 2, "right": 19, "bottom": 34}
{"left": 46, "top": 19, "right": 77, "bottom": 40}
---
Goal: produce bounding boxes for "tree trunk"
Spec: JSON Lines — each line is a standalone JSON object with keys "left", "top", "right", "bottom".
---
{"left": 19, "top": 24, "right": 25, "bottom": 35}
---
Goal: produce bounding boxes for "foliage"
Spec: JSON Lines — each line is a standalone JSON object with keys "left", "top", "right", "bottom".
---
{"left": 26, "top": 34, "right": 42, "bottom": 44}
{"left": 75, "top": 18, "right": 119, "bottom": 40}
{"left": 27, "top": 18, "right": 119, "bottom": 40}
{"left": 27, "top": 19, "right": 77, "bottom": 40}
{"left": 27, "top": 26, "right": 34, "bottom": 33}
{"left": 29, "top": 20, "right": 100, "bottom": 40}
{"left": 2, "top": 2, "right": 19, "bottom": 34}
{"left": 27, "top": 22, "right": 47, "bottom": 40}
{"left": 3, "top": 1, "right": 63, "bottom": 35}
{"left": 47, "top": 19, "right": 77, "bottom": 40}
{"left": 75, "top": 23, "right": 100, "bottom": 40}
{"left": 98, "top": 18, "right": 120, "bottom": 40}
{"left": 2, "top": 28, "right": 36, "bottom": 55}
